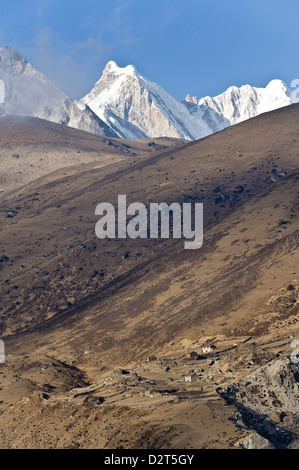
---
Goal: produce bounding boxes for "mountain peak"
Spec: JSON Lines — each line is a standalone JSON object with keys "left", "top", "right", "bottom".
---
{"left": 265, "top": 79, "right": 289, "bottom": 93}
{"left": 185, "top": 94, "right": 199, "bottom": 105}
{"left": 0, "top": 45, "right": 27, "bottom": 63}
{"left": 103, "top": 60, "right": 138, "bottom": 78}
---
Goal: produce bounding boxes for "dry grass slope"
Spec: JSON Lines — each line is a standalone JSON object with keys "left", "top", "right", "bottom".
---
{"left": 0, "top": 104, "right": 298, "bottom": 449}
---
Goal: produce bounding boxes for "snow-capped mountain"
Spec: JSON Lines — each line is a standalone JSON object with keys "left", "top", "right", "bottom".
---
{"left": 185, "top": 80, "right": 292, "bottom": 134}
{"left": 82, "top": 60, "right": 213, "bottom": 140}
{"left": 83, "top": 60, "right": 292, "bottom": 140}
{"left": 0, "top": 46, "right": 293, "bottom": 141}
{"left": 0, "top": 46, "right": 117, "bottom": 137}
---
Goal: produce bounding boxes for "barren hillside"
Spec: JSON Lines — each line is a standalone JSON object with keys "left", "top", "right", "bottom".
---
{"left": 0, "top": 104, "right": 298, "bottom": 449}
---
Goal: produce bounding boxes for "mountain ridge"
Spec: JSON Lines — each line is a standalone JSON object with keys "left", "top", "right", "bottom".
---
{"left": 0, "top": 45, "right": 293, "bottom": 141}
{"left": 83, "top": 60, "right": 292, "bottom": 140}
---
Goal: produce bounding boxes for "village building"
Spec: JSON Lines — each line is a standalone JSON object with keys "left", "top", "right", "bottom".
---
{"left": 185, "top": 374, "right": 197, "bottom": 383}
{"left": 202, "top": 344, "right": 216, "bottom": 353}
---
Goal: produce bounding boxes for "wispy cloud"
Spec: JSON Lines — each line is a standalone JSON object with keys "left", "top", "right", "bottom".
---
{"left": 24, "top": 26, "right": 106, "bottom": 99}
{"left": 22, "top": 0, "right": 141, "bottom": 98}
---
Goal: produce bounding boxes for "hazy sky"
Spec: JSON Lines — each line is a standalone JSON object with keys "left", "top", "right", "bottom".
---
{"left": 0, "top": 0, "right": 298, "bottom": 100}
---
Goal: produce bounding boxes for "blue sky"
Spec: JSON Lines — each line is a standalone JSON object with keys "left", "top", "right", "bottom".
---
{"left": 0, "top": 0, "right": 298, "bottom": 100}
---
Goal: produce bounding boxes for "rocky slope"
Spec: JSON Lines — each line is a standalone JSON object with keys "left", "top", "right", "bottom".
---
{"left": 0, "top": 104, "right": 298, "bottom": 448}
{"left": 0, "top": 115, "right": 183, "bottom": 197}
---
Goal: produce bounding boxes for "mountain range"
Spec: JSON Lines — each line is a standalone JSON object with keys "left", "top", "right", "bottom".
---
{"left": 0, "top": 45, "right": 293, "bottom": 140}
